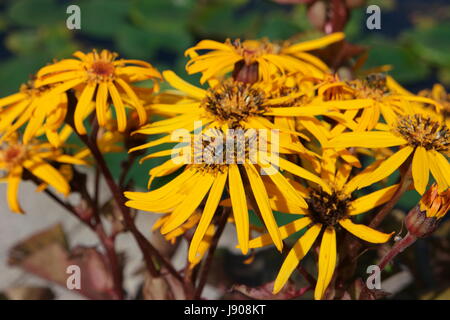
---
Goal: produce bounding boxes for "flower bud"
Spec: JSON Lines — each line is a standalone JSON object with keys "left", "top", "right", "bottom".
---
{"left": 232, "top": 61, "right": 259, "bottom": 84}
{"left": 405, "top": 184, "right": 450, "bottom": 238}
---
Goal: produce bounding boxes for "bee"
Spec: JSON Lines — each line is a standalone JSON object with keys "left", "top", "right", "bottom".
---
{"left": 365, "top": 73, "right": 388, "bottom": 91}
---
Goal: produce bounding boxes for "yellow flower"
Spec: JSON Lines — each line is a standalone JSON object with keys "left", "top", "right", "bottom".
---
{"left": 138, "top": 71, "right": 341, "bottom": 156}
{"left": 309, "top": 75, "right": 443, "bottom": 132}
{"left": 0, "top": 134, "right": 86, "bottom": 213}
{"left": 419, "top": 183, "right": 450, "bottom": 220}
{"left": 405, "top": 183, "right": 450, "bottom": 238}
{"left": 125, "top": 127, "right": 326, "bottom": 264}
{"left": 0, "top": 81, "right": 69, "bottom": 147}
{"left": 184, "top": 33, "right": 344, "bottom": 83}
{"left": 418, "top": 83, "right": 450, "bottom": 126}
{"left": 326, "top": 114, "right": 450, "bottom": 194}
{"left": 249, "top": 161, "right": 395, "bottom": 299}
{"left": 34, "top": 49, "right": 161, "bottom": 134}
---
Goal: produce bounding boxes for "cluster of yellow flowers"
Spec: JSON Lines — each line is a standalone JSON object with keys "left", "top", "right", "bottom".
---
{"left": 1, "top": 32, "right": 449, "bottom": 299}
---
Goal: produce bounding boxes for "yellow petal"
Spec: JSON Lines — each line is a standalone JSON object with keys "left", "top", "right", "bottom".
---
{"left": 245, "top": 163, "right": 283, "bottom": 252}
{"left": 358, "top": 146, "right": 414, "bottom": 189}
{"left": 283, "top": 32, "right": 345, "bottom": 53}
{"left": 184, "top": 40, "right": 233, "bottom": 56}
{"left": 349, "top": 184, "right": 399, "bottom": 215}
{"left": 74, "top": 83, "right": 96, "bottom": 134}
{"left": 248, "top": 216, "right": 312, "bottom": 249}
{"left": 265, "top": 167, "right": 308, "bottom": 208}
{"left": 108, "top": 82, "right": 127, "bottom": 132}
{"left": 124, "top": 169, "right": 195, "bottom": 201}
{"left": 428, "top": 150, "right": 450, "bottom": 192}
{"left": 95, "top": 82, "right": 108, "bottom": 127}
{"left": 53, "top": 154, "right": 87, "bottom": 166}
{"left": 430, "top": 150, "right": 450, "bottom": 188}
{"left": 161, "top": 173, "right": 215, "bottom": 233}
{"left": 314, "top": 227, "right": 336, "bottom": 300}
{"left": 23, "top": 157, "right": 70, "bottom": 196}
{"left": 277, "top": 156, "right": 331, "bottom": 193}
{"left": 189, "top": 170, "right": 228, "bottom": 263}
{"left": 7, "top": 166, "right": 24, "bottom": 214}
{"left": 23, "top": 106, "right": 46, "bottom": 144}
{"left": 325, "top": 131, "right": 407, "bottom": 149}
{"left": 273, "top": 224, "right": 321, "bottom": 294}
{"left": 163, "top": 70, "right": 206, "bottom": 99}
{"left": 339, "top": 218, "right": 394, "bottom": 243}
{"left": 115, "top": 78, "right": 147, "bottom": 126}
{"left": 0, "top": 92, "right": 27, "bottom": 108}
{"left": 229, "top": 164, "right": 250, "bottom": 254}
{"left": 412, "top": 146, "right": 429, "bottom": 195}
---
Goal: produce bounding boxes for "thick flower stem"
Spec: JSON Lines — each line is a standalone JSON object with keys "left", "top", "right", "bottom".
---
{"left": 194, "top": 207, "right": 231, "bottom": 299}
{"left": 378, "top": 232, "right": 417, "bottom": 271}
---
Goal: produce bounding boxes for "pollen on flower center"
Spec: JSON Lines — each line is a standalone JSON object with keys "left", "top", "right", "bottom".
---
{"left": 202, "top": 80, "right": 266, "bottom": 125}
{"left": 189, "top": 128, "right": 260, "bottom": 167}
{"left": 395, "top": 114, "right": 450, "bottom": 152}
{"left": 307, "top": 189, "right": 350, "bottom": 226}
{"left": 89, "top": 60, "right": 115, "bottom": 81}
{"left": 0, "top": 143, "right": 26, "bottom": 167}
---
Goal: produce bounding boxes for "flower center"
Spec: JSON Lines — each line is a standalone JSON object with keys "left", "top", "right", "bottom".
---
{"left": 185, "top": 127, "right": 263, "bottom": 170}
{"left": 307, "top": 189, "right": 350, "bottom": 227}
{"left": 202, "top": 80, "right": 266, "bottom": 125}
{"left": 89, "top": 60, "right": 115, "bottom": 81}
{"left": 395, "top": 114, "right": 450, "bottom": 153}
{"left": 0, "top": 143, "right": 26, "bottom": 168}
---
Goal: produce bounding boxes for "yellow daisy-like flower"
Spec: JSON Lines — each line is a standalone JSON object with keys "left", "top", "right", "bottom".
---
{"left": 184, "top": 33, "right": 344, "bottom": 83}
{"left": 139, "top": 70, "right": 341, "bottom": 153}
{"left": 0, "top": 81, "right": 69, "bottom": 147}
{"left": 125, "top": 126, "right": 327, "bottom": 263}
{"left": 34, "top": 49, "right": 161, "bottom": 134}
{"left": 326, "top": 114, "right": 450, "bottom": 194}
{"left": 249, "top": 161, "right": 396, "bottom": 300}
{"left": 0, "top": 133, "right": 86, "bottom": 213}
{"left": 418, "top": 83, "right": 450, "bottom": 126}
{"left": 308, "top": 74, "right": 443, "bottom": 132}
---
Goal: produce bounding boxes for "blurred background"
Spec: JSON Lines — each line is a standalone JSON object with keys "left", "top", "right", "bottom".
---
{"left": 0, "top": 0, "right": 449, "bottom": 300}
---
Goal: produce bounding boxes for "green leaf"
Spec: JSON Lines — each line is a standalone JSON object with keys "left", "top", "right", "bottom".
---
{"left": 256, "top": 12, "right": 301, "bottom": 39}
{"left": 406, "top": 23, "right": 450, "bottom": 67}
{"left": 0, "top": 54, "right": 49, "bottom": 95}
{"left": 362, "top": 37, "right": 430, "bottom": 84}
{"left": 115, "top": 25, "right": 159, "bottom": 60}
{"left": 78, "top": 0, "right": 131, "bottom": 38}
{"left": 7, "top": 0, "right": 62, "bottom": 27}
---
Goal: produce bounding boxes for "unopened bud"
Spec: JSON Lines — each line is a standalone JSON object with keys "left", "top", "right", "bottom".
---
{"left": 405, "top": 184, "right": 450, "bottom": 238}
{"left": 232, "top": 61, "right": 259, "bottom": 84}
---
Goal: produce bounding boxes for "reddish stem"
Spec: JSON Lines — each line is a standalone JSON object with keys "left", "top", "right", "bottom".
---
{"left": 378, "top": 232, "right": 417, "bottom": 271}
